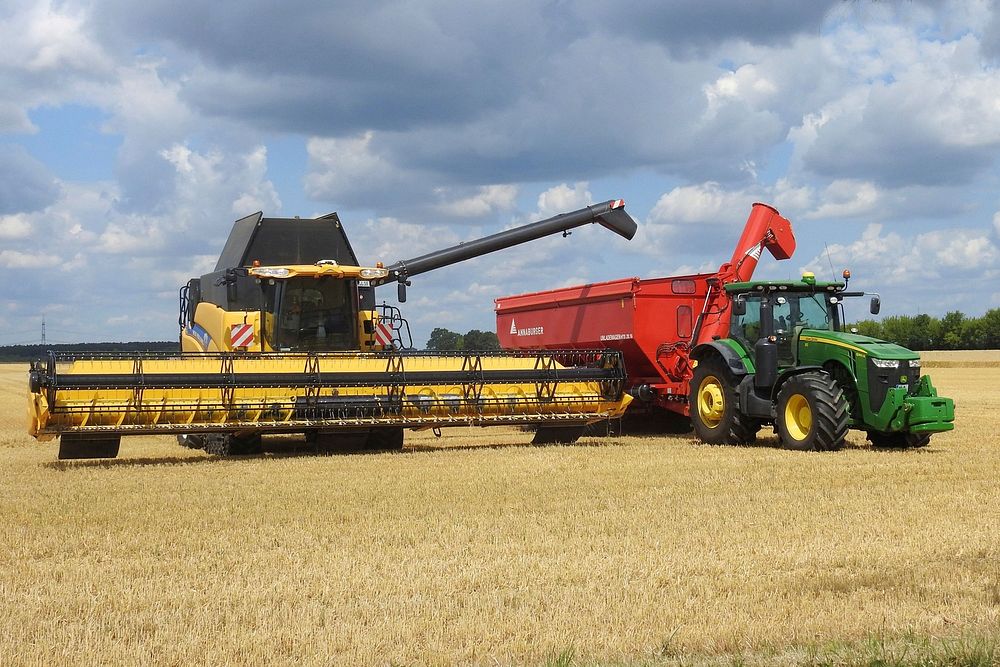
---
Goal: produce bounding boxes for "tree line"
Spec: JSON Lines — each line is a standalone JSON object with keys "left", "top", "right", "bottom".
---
{"left": 424, "top": 328, "right": 501, "bottom": 351}
{"left": 851, "top": 309, "right": 1000, "bottom": 351}
{"left": 0, "top": 341, "right": 179, "bottom": 362}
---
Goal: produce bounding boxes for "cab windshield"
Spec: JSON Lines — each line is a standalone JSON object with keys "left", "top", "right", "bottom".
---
{"left": 773, "top": 293, "right": 834, "bottom": 334}
{"left": 262, "top": 277, "right": 358, "bottom": 351}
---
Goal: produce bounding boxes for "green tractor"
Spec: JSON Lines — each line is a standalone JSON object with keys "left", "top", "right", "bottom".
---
{"left": 690, "top": 272, "right": 955, "bottom": 450}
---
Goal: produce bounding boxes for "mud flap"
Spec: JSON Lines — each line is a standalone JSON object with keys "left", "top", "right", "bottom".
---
{"left": 58, "top": 434, "right": 121, "bottom": 459}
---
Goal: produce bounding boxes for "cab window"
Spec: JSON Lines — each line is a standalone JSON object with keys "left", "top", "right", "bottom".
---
{"left": 730, "top": 295, "right": 762, "bottom": 346}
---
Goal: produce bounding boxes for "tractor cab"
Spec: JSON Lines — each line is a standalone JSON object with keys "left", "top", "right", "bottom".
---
{"left": 727, "top": 273, "right": 848, "bottom": 367}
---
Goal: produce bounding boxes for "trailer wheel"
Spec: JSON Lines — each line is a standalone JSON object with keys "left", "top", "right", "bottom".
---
{"left": 867, "top": 431, "right": 931, "bottom": 449}
{"left": 690, "top": 358, "right": 758, "bottom": 445}
{"left": 366, "top": 427, "right": 404, "bottom": 451}
{"left": 776, "top": 372, "right": 849, "bottom": 451}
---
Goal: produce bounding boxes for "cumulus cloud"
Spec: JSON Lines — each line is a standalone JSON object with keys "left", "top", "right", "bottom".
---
{"left": 0, "top": 145, "right": 59, "bottom": 214}
{"left": 793, "top": 29, "right": 1000, "bottom": 187}
{"left": 434, "top": 185, "right": 518, "bottom": 218}
{"left": 802, "top": 223, "right": 999, "bottom": 288}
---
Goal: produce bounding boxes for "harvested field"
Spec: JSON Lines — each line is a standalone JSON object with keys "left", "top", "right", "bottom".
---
{"left": 1, "top": 360, "right": 998, "bottom": 665}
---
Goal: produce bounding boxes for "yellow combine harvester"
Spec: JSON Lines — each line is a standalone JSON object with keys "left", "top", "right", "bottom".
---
{"left": 29, "top": 201, "right": 636, "bottom": 459}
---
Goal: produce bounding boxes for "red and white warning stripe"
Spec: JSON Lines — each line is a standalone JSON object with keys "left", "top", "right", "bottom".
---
{"left": 374, "top": 321, "right": 394, "bottom": 347}
{"left": 230, "top": 323, "right": 255, "bottom": 348}
{"left": 609, "top": 199, "right": 625, "bottom": 209}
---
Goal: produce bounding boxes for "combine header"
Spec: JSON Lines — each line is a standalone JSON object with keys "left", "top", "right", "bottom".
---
{"left": 30, "top": 201, "right": 637, "bottom": 459}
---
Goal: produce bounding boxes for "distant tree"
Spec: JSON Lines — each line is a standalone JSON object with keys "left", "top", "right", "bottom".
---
{"left": 939, "top": 311, "right": 965, "bottom": 350}
{"left": 981, "top": 309, "right": 1000, "bottom": 349}
{"left": 462, "top": 329, "right": 500, "bottom": 351}
{"left": 425, "top": 328, "right": 464, "bottom": 351}
{"left": 852, "top": 319, "right": 882, "bottom": 339}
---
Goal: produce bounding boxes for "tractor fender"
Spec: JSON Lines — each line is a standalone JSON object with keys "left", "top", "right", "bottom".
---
{"left": 691, "top": 341, "right": 750, "bottom": 377}
{"left": 770, "top": 365, "right": 824, "bottom": 400}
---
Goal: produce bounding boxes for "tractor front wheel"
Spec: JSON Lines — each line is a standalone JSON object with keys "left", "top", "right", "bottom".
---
{"left": 690, "top": 358, "right": 758, "bottom": 445}
{"left": 867, "top": 431, "right": 932, "bottom": 449}
{"left": 776, "top": 373, "right": 849, "bottom": 451}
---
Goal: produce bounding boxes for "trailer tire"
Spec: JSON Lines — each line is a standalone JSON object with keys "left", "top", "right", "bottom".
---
{"left": 867, "top": 431, "right": 931, "bottom": 449}
{"left": 690, "top": 358, "right": 758, "bottom": 445}
{"left": 776, "top": 372, "right": 849, "bottom": 451}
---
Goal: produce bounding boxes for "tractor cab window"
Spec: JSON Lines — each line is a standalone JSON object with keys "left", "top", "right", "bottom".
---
{"left": 262, "top": 277, "right": 358, "bottom": 351}
{"left": 773, "top": 293, "right": 833, "bottom": 334}
{"left": 730, "top": 295, "right": 762, "bottom": 348}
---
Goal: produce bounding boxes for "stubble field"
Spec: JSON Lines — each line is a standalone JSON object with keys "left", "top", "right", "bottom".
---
{"left": 1, "top": 354, "right": 998, "bottom": 665}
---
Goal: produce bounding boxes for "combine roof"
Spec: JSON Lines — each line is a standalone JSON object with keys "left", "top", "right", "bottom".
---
{"left": 214, "top": 212, "right": 360, "bottom": 271}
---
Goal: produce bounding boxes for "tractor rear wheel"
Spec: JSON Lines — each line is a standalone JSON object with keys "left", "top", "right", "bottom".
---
{"left": 776, "top": 373, "right": 849, "bottom": 451}
{"left": 867, "top": 431, "right": 932, "bottom": 449}
{"left": 689, "top": 358, "right": 758, "bottom": 445}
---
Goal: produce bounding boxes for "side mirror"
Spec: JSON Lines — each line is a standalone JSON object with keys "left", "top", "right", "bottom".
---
{"left": 732, "top": 298, "right": 746, "bottom": 316}
{"left": 225, "top": 269, "right": 238, "bottom": 303}
{"left": 870, "top": 295, "right": 880, "bottom": 315}
{"left": 397, "top": 281, "right": 407, "bottom": 303}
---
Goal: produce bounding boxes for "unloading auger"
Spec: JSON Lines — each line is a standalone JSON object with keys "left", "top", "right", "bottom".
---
{"left": 29, "top": 201, "right": 636, "bottom": 459}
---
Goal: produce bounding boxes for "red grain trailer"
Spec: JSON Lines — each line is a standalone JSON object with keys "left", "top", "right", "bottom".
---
{"left": 496, "top": 203, "right": 796, "bottom": 417}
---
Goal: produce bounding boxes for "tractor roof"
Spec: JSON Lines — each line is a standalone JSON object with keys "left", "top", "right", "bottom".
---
{"left": 724, "top": 278, "right": 846, "bottom": 293}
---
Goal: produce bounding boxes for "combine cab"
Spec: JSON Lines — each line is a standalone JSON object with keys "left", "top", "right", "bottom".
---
{"left": 30, "top": 201, "right": 638, "bottom": 459}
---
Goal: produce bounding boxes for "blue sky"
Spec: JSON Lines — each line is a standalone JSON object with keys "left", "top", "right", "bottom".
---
{"left": 2, "top": 0, "right": 1000, "bottom": 346}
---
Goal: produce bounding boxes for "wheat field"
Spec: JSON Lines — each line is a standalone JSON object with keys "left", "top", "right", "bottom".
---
{"left": 1, "top": 358, "right": 998, "bottom": 666}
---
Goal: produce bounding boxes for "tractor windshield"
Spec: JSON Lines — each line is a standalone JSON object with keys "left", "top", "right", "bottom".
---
{"left": 773, "top": 293, "right": 834, "bottom": 333}
{"left": 262, "top": 276, "right": 359, "bottom": 351}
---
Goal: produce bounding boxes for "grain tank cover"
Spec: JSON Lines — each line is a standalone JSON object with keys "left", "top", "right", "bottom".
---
{"left": 214, "top": 212, "right": 360, "bottom": 271}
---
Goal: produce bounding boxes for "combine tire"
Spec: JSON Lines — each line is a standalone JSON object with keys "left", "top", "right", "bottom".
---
{"left": 177, "top": 434, "right": 204, "bottom": 449}
{"left": 867, "top": 431, "right": 932, "bottom": 449}
{"left": 690, "top": 358, "right": 758, "bottom": 445}
{"left": 776, "top": 372, "right": 849, "bottom": 451}
{"left": 202, "top": 433, "right": 263, "bottom": 456}
{"left": 366, "top": 427, "right": 404, "bottom": 451}
{"left": 532, "top": 425, "right": 585, "bottom": 445}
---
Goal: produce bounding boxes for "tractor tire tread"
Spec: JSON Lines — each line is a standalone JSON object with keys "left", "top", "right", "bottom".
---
{"left": 777, "top": 372, "right": 849, "bottom": 451}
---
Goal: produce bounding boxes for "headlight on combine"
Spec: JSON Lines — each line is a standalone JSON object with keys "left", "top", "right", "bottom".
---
{"left": 908, "top": 359, "right": 921, "bottom": 368}
{"left": 253, "top": 267, "right": 290, "bottom": 278}
{"left": 359, "top": 267, "right": 389, "bottom": 279}
{"left": 871, "top": 358, "right": 899, "bottom": 369}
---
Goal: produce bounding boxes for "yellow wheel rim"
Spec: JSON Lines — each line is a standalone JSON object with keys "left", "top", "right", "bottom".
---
{"left": 697, "top": 375, "right": 725, "bottom": 428}
{"left": 784, "top": 394, "right": 812, "bottom": 441}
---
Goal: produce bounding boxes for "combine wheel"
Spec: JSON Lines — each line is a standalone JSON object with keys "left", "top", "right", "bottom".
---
{"left": 202, "top": 433, "right": 263, "bottom": 456}
{"left": 867, "top": 431, "right": 932, "bottom": 449}
{"left": 690, "top": 358, "right": 758, "bottom": 445}
{"left": 775, "top": 373, "right": 849, "bottom": 451}
{"left": 366, "top": 427, "right": 404, "bottom": 451}
{"left": 532, "top": 425, "right": 585, "bottom": 445}
{"left": 177, "top": 434, "right": 205, "bottom": 450}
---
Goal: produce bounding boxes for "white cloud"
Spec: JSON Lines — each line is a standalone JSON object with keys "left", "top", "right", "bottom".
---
{"left": 704, "top": 64, "right": 778, "bottom": 118}
{"left": 0, "top": 250, "right": 60, "bottom": 269}
{"left": 0, "top": 214, "right": 33, "bottom": 239}
{"left": 804, "top": 180, "right": 880, "bottom": 219}
{"left": 435, "top": 184, "right": 518, "bottom": 218}
{"left": 802, "top": 223, "right": 1000, "bottom": 288}
{"left": 993, "top": 211, "right": 1000, "bottom": 237}
{"left": 535, "top": 182, "right": 593, "bottom": 219}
